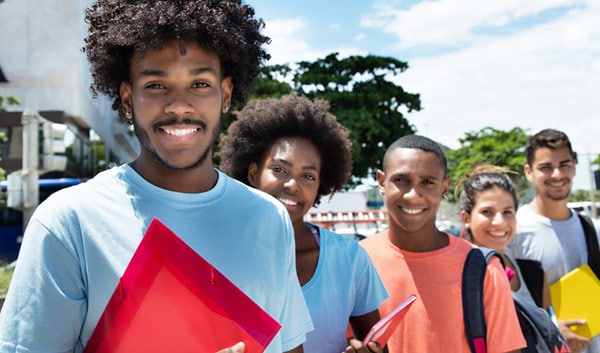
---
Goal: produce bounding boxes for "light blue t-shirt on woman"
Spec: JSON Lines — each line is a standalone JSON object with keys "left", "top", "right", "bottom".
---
{"left": 302, "top": 225, "right": 388, "bottom": 353}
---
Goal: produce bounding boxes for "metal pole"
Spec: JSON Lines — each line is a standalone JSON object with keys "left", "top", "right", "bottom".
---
{"left": 589, "top": 156, "right": 598, "bottom": 218}
{"left": 21, "top": 111, "right": 40, "bottom": 230}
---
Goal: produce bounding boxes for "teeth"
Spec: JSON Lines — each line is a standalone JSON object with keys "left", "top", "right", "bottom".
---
{"left": 163, "top": 128, "right": 198, "bottom": 136}
{"left": 402, "top": 208, "right": 423, "bottom": 215}
{"left": 279, "top": 198, "right": 298, "bottom": 206}
{"left": 489, "top": 231, "right": 506, "bottom": 237}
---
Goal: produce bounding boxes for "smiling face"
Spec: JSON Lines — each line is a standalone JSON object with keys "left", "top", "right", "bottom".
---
{"left": 525, "top": 146, "right": 576, "bottom": 202}
{"left": 248, "top": 137, "right": 321, "bottom": 227}
{"left": 461, "top": 187, "right": 516, "bottom": 252}
{"left": 377, "top": 147, "right": 450, "bottom": 236}
{"left": 119, "top": 39, "right": 232, "bottom": 172}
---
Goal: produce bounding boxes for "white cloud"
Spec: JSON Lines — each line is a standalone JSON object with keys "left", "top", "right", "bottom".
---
{"left": 261, "top": 17, "right": 314, "bottom": 65}
{"left": 362, "top": 0, "right": 584, "bottom": 49}
{"left": 394, "top": 1, "right": 600, "bottom": 189}
{"left": 262, "top": 16, "right": 367, "bottom": 64}
{"left": 260, "top": 1, "right": 600, "bottom": 190}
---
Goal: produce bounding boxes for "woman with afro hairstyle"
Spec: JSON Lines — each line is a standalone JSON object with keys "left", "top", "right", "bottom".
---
{"left": 218, "top": 93, "right": 389, "bottom": 353}
{"left": 0, "top": 1, "right": 313, "bottom": 353}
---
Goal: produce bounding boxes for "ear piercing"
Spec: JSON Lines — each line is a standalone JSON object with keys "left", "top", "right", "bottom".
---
{"left": 442, "top": 193, "right": 448, "bottom": 199}
{"left": 223, "top": 105, "right": 230, "bottom": 113}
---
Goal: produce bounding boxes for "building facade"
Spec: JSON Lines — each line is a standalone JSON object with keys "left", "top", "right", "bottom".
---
{"left": 0, "top": 0, "right": 139, "bottom": 175}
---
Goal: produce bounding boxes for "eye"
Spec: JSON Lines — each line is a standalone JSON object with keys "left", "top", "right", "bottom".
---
{"left": 503, "top": 209, "right": 516, "bottom": 217}
{"left": 559, "top": 163, "right": 573, "bottom": 170}
{"left": 270, "top": 165, "right": 286, "bottom": 174}
{"left": 302, "top": 174, "right": 318, "bottom": 182}
{"left": 538, "top": 165, "right": 552, "bottom": 171}
{"left": 480, "top": 209, "right": 493, "bottom": 216}
{"left": 393, "top": 176, "right": 409, "bottom": 184}
{"left": 192, "top": 81, "right": 209, "bottom": 89}
{"left": 145, "top": 83, "right": 165, "bottom": 90}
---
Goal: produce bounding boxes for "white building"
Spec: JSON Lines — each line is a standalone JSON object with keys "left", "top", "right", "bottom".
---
{"left": 0, "top": 0, "right": 138, "bottom": 166}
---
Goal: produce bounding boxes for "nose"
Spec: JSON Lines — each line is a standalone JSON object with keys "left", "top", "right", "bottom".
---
{"left": 164, "top": 89, "right": 193, "bottom": 117}
{"left": 550, "top": 166, "right": 562, "bottom": 178}
{"left": 404, "top": 186, "right": 419, "bottom": 199}
{"left": 491, "top": 212, "right": 504, "bottom": 225}
{"left": 283, "top": 176, "right": 299, "bottom": 192}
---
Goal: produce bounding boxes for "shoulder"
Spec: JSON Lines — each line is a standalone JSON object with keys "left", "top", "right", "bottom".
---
{"left": 319, "top": 226, "right": 371, "bottom": 258}
{"left": 360, "top": 229, "right": 387, "bottom": 245}
{"left": 221, "top": 172, "right": 288, "bottom": 215}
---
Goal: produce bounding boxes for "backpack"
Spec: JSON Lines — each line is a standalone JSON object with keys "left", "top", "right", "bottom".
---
{"left": 577, "top": 213, "right": 600, "bottom": 279}
{"left": 462, "top": 248, "right": 571, "bottom": 353}
{"left": 517, "top": 213, "right": 600, "bottom": 309}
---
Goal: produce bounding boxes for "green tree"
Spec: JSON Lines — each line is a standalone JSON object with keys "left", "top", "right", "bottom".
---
{"left": 569, "top": 189, "right": 600, "bottom": 202}
{"left": 0, "top": 96, "right": 20, "bottom": 112}
{"left": 446, "top": 127, "right": 531, "bottom": 201}
{"left": 238, "top": 53, "right": 421, "bottom": 184}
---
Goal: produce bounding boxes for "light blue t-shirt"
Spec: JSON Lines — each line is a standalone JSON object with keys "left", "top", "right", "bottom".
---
{"left": 0, "top": 165, "right": 312, "bottom": 353}
{"left": 302, "top": 225, "right": 388, "bottom": 353}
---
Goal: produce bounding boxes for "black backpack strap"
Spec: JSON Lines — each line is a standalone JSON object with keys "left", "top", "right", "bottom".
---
{"left": 462, "top": 248, "right": 503, "bottom": 353}
{"left": 577, "top": 213, "right": 600, "bottom": 279}
{"left": 515, "top": 258, "right": 544, "bottom": 308}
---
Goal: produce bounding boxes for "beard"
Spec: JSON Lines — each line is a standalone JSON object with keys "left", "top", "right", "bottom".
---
{"left": 540, "top": 179, "right": 572, "bottom": 201}
{"left": 542, "top": 188, "right": 571, "bottom": 202}
{"left": 132, "top": 113, "right": 222, "bottom": 171}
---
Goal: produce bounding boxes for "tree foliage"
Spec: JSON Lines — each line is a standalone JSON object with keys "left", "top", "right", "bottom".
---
{"left": 446, "top": 127, "right": 531, "bottom": 201}
{"left": 235, "top": 53, "right": 421, "bottom": 184}
{"left": 0, "top": 96, "right": 20, "bottom": 112}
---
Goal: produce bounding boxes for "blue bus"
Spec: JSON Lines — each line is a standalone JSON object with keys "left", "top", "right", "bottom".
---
{"left": 0, "top": 178, "right": 81, "bottom": 263}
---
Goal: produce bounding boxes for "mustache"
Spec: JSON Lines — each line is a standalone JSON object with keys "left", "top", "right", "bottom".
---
{"left": 153, "top": 118, "right": 207, "bottom": 130}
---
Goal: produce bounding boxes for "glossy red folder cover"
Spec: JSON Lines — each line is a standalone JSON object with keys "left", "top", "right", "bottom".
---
{"left": 363, "top": 294, "right": 416, "bottom": 348}
{"left": 84, "top": 218, "right": 282, "bottom": 353}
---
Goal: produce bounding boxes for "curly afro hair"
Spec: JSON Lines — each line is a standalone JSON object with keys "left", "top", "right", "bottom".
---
{"left": 83, "top": 0, "right": 270, "bottom": 122}
{"left": 218, "top": 94, "right": 353, "bottom": 206}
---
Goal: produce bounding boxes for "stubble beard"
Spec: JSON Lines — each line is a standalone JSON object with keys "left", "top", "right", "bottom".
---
{"left": 133, "top": 115, "right": 222, "bottom": 171}
{"left": 542, "top": 188, "right": 571, "bottom": 202}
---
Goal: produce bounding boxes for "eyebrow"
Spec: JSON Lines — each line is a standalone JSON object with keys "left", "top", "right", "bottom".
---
{"left": 137, "top": 66, "right": 217, "bottom": 79}
{"left": 537, "top": 159, "right": 573, "bottom": 166}
{"left": 389, "top": 172, "right": 439, "bottom": 180}
{"left": 271, "top": 158, "right": 319, "bottom": 172}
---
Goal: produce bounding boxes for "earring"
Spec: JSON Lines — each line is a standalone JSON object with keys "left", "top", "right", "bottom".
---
{"left": 125, "top": 111, "right": 133, "bottom": 125}
{"left": 223, "top": 105, "right": 230, "bottom": 113}
{"left": 442, "top": 193, "right": 448, "bottom": 199}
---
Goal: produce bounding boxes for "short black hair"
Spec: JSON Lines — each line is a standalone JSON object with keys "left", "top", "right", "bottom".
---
{"left": 218, "top": 94, "right": 353, "bottom": 206}
{"left": 382, "top": 134, "right": 447, "bottom": 176}
{"left": 83, "top": 0, "right": 270, "bottom": 122}
{"left": 525, "top": 129, "right": 577, "bottom": 165}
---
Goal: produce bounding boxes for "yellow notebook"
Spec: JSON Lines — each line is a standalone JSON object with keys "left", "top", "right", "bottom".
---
{"left": 550, "top": 264, "right": 600, "bottom": 339}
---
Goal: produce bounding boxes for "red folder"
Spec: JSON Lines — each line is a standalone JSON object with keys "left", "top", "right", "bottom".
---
{"left": 363, "top": 294, "right": 417, "bottom": 348}
{"left": 84, "top": 218, "right": 281, "bottom": 353}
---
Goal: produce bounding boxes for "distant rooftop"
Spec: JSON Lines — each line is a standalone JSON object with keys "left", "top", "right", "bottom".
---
{"left": 0, "top": 66, "right": 7, "bottom": 83}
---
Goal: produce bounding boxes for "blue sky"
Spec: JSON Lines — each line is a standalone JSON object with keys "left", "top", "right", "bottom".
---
{"left": 249, "top": 0, "right": 600, "bottom": 191}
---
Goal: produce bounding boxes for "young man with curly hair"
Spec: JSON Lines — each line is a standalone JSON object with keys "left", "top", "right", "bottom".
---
{"left": 218, "top": 93, "right": 389, "bottom": 353}
{"left": 0, "top": 1, "right": 312, "bottom": 353}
